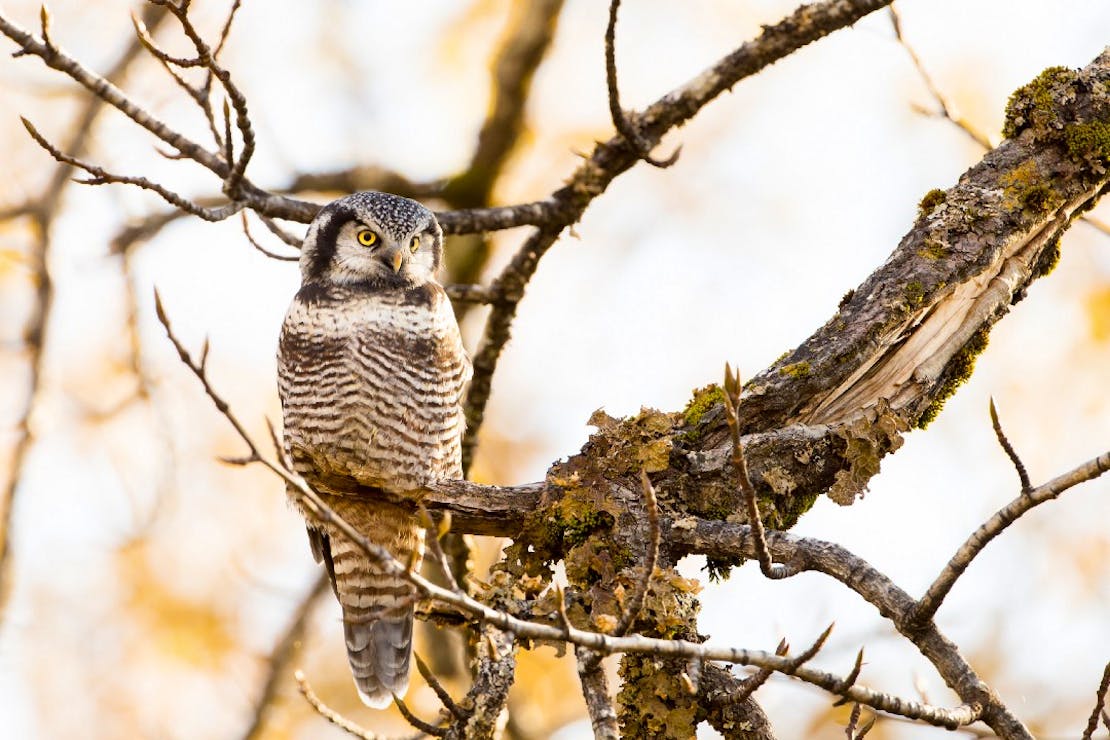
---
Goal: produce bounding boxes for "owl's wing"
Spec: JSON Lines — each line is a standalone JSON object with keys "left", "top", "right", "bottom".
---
{"left": 306, "top": 525, "right": 338, "bottom": 596}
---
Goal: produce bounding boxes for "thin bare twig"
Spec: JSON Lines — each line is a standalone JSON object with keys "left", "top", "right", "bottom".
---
{"left": 294, "top": 670, "right": 409, "bottom": 740}
{"left": 417, "top": 506, "right": 464, "bottom": 597}
{"left": 888, "top": 5, "right": 990, "bottom": 149}
{"left": 604, "top": 0, "right": 679, "bottom": 168}
{"left": 21, "top": 116, "right": 243, "bottom": 221}
{"left": 458, "top": 0, "right": 904, "bottom": 464}
{"left": 257, "top": 214, "right": 304, "bottom": 248}
{"left": 240, "top": 572, "right": 329, "bottom": 740}
{"left": 1082, "top": 662, "right": 1110, "bottom": 740}
{"left": 912, "top": 446, "right": 1110, "bottom": 625}
{"left": 722, "top": 363, "right": 799, "bottom": 579}
{"left": 989, "top": 398, "right": 1031, "bottom": 493}
{"left": 845, "top": 703, "right": 877, "bottom": 738}
{"left": 240, "top": 212, "right": 298, "bottom": 262}
{"left": 394, "top": 695, "right": 446, "bottom": 737}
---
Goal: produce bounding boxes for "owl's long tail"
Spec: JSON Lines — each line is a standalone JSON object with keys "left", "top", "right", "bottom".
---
{"left": 325, "top": 514, "right": 422, "bottom": 709}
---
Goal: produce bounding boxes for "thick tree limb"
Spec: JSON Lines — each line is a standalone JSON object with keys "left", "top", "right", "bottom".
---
{"left": 737, "top": 50, "right": 1110, "bottom": 435}
{"left": 156, "top": 297, "right": 999, "bottom": 732}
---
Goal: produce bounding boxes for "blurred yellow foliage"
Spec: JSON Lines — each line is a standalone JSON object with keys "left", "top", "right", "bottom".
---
{"left": 1084, "top": 286, "right": 1110, "bottom": 342}
{"left": 115, "top": 540, "right": 236, "bottom": 669}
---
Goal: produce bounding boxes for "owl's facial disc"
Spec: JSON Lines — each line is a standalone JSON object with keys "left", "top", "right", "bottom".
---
{"left": 300, "top": 191, "right": 444, "bottom": 290}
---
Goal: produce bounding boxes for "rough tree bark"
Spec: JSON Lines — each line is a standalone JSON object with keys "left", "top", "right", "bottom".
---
{"left": 400, "top": 48, "right": 1109, "bottom": 738}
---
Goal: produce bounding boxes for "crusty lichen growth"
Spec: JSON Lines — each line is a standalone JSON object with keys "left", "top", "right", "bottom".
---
{"left": 916, "top": 326, "right": 991, "bottom": 429}
{"left": 917, "top": 237, "right": 949, "bottom": 260}
{"left": 616, "top": 573, "right": 703, "bottom": 738}
{"left": 827, "top": 403, "right": 907, "bottom": 504}
{"left": 1002, "top": 66, "right": 1076, "bottom": 140}
{"left": 1002, "top": 64, "right": 1110, "bottom": 170}
{"left": 779, "top": 360, "right": 811, "bottom": 378}
{"left": 1000, "top": 160, "right": 1059, "bottom": 216}
{"left": 917, "top": 188, "right": 946, "bottom": 219}
{"left": 1063, "top": 119, "right": 1110, "bottom": 164}
{"left": 903, "top": 280, "right": 926, "bottom": 307}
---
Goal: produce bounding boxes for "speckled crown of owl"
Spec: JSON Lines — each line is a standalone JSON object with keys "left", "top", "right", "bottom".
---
{"left": 299, "top": 191, "right": 444, "bottom": 290}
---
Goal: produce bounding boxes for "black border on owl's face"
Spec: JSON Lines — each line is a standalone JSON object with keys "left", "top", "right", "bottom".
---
{"left": 299, "top": 192, "right": 443, "bottom": 291}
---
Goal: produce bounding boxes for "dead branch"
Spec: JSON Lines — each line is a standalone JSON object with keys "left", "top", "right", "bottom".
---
{"left": 240, "top": 572, "right": 329, "bottom": 740}
{"left": 155, "top": 295, "right": 992, "bottom": 731}
{"left": 415, "top": 653, "right": 469, "bottom": 722}
{"left": 460, "top": 0, "right": 902, "bottom": 468}
{"left": 575, "top": 647, "right": 619, "bottom": 740}
{"left": 736, "top": 50, "right": 1110, "bottom": 436}
{"left": 604, "top": 0, "right": 679, "bottom": 168}
{"left": 889, "top": 4, "right": 1110, "bottom": 240}
{"left": 294, "top": 670, "right": 408, "bottom": 740}
{"left": 912, "top": 446, "right": 1110, "bottom": 625}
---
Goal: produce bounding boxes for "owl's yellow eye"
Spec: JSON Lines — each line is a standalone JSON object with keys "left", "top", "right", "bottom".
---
{"left": 409, "top": 236, "right": 420, "bottom": 254}
{"left": 356, "top": 229, "right": 378, "bottom": 247}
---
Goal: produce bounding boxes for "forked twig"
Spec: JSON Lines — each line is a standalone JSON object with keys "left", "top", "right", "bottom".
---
{"left": 21, "top": 117, "right": 243, "bottom": 221}
{"left": 913, "top": 445, "right": 1110, "bottom": 625}
{"left": 154, "top": 292, "right": 991, "bottom": 728}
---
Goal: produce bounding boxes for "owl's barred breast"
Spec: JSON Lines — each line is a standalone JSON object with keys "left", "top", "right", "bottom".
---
{"left": 279, "top": 282, "right": 470, "bottom": 494}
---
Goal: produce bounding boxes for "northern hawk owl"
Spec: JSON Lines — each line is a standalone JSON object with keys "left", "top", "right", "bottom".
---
{"left": 278, "top": 191, "right": 470, "bottom": 707}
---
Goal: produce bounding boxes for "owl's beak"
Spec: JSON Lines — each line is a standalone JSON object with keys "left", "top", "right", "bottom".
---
{"left": 382, "top": 248, "right": 404, "bottom": 273}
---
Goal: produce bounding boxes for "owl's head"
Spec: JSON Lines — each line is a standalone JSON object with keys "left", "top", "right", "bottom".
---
{"left": 299, "top": 191, "right": 443, "bottom": 290}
